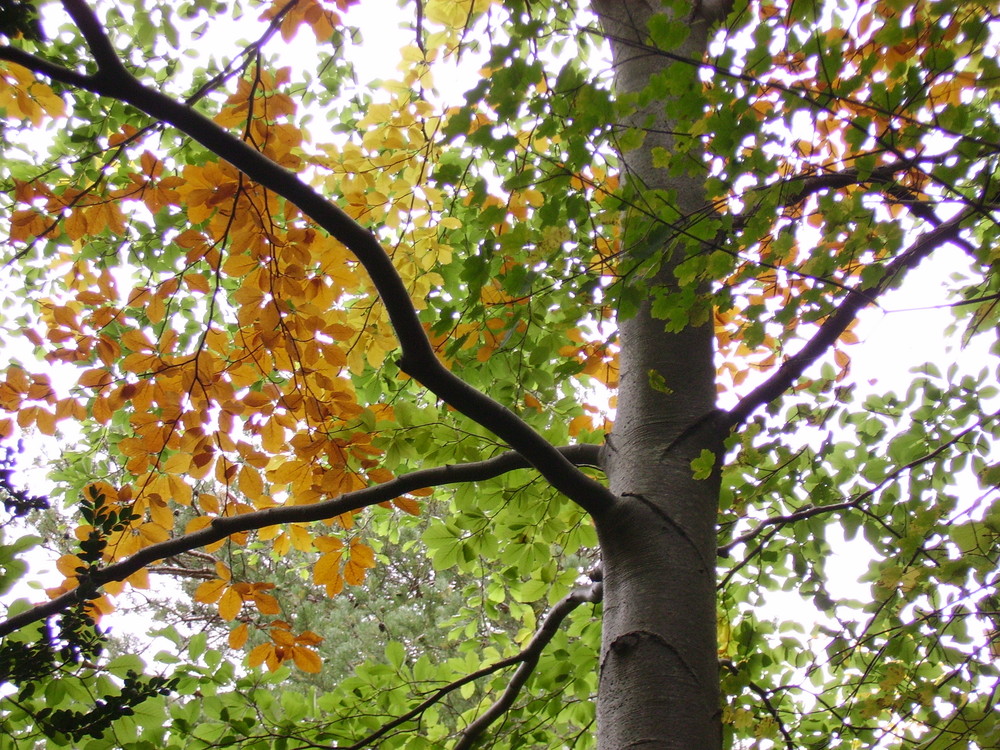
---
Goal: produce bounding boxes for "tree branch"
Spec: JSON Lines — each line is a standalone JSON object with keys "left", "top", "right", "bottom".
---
{"left": 333, "top": 579, "right": 601, "bottom": 750}
{"left": 0, "top": 444, "right": 601, "bottom": 638}
{"left": 0, "top": 44, "right": 94, "bottom": 88}
{"left": 585, "top": 26, "right": 1000, "bottom": 152}
{"left": 717, "top": 409, "right": 1000, "bottom": 588}
{"left": 723, "top": 209, "right": 971, "bottom": 429}
{"left": 766, "top": 161, "right": 977, "bottom": 256}
{"left": 453, "top": 581, "right": 603, "bottom": 750}
{"left": 0, "top": 0, "right": 614, "bottom": 517}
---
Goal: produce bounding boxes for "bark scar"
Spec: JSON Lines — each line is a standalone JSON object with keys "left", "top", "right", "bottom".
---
{"left": 659, "top": 407, "right": 726, "bottom": 457}
{"left": 602, "top": 629, "right": 702, "bottom": 687}
{"left": 622, "top": 492, "right": 712, "bottom": 572}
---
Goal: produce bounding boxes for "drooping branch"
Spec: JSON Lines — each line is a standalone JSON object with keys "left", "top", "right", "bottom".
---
{"left": 453, "top": 580, "right": 604, "bottom": 750}
{"left": 335, "top": 579, "right": 602, "bottom": 750}
{"left": 0, "top": 444, "right": 600, "bottom": 638}
{"left": 723, "top": 209, "right": 972, "bottom": 429}
{"left": 0, "top": 0, "right": 615, "bottom": 517}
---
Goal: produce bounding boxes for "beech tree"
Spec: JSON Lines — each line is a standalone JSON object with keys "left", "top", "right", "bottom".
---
{"left": 1, "top": 0, "right": 999, "bottom": 747}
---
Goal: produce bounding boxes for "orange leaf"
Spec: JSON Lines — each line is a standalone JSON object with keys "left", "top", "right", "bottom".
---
{"left": 343, "top": 559, "right": 367, "bottom": 586}
{"left": 248, "top": 642, "right": 273, "bottom": 668}
{"left": 349, "top": 541, "right": 375, "bottom": 569}
{"left": 295, "top": 630, "right": 324, "bottom": 646}
{"left": 168, "top": 475, "right": 193, "bottom": 506}
{"left": 292, "top": 646, "right": 322, "bottom": 673}
{"left": 194, "top": 578, "right": 227, "bottom": 604}
{"left": 253, "top": 591, "right": 281, "bottom": 615}
{"left": 221, "top": 252, "right": 259, "bottom": 277}
{"left": 229, "top": 622, "right": 249, "bottom": 649}
{"left": 121, "top": 328, "right": 154, "bottom": 352}
{"left": 239, "top": 464, "right": 265, "bottom": 502}
{"left": 218, "top": 586, "right": 243, "bottom": 621}
{"left": 367, "top": 467, "right": 394, "bottom": 483}
{"left": 393, "top": 497, "right": 421, "bottom": 516}
{"left": 78, "top": 368, "right": 112, "bottom": 389}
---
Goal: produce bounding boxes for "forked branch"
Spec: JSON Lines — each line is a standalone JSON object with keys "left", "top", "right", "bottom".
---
{"left": 453, "top": 580, "right": 603, "bottom": 750}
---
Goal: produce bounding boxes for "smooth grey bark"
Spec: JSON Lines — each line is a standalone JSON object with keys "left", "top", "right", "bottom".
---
{"left": 591, "top": 1, "right": 729, "bottom": 747}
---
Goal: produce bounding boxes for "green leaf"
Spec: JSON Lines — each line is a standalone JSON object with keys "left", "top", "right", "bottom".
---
{"left": 691, "top": 449, "right": 716, "bottom": 480}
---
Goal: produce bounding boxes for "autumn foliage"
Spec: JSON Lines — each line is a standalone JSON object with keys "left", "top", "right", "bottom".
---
{"left": 1, "top": 0, "right": 999, "bottom": 747}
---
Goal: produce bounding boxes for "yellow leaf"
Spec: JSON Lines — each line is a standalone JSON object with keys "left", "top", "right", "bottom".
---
{"left": 218, "top": 586, "right": 243, "bottom": 621}
{"left": 56, "top": 554, "right": 84, "bottom": 577}
{"left": 229, "top": 622, "right": 249, "bottom": 649}
{"left": 138, "top": 523, "right": 169, "bottom": 544}
{"left": 273, "top": 531, "right": 291, "bottom": 557}
{"left": 161, "top": 452, "right": 191, "bottom": 475}
{"left": 261, "top": 416, "right": 285, "bottom": 454}
{"left": 194, "top": 578, "right": 227, "bottom": 604}
{"left": 296, "top": 630, "right": 324, "bottom": 646}
{"left": 314, "top": 535, "right": 343, "bottom": 553}
{"left": 248, "top": 642, "right": 272, "bottom": 668}
{"left": 185, "top": 515, "right": 213, "bottom": 536}
{"left": 290, "top": 524, "right": 314, "bottom": 552}
{"left": 292, "top": 646, "right": 322, "bottom": 673}
{"left": 840, "top": 330, "right": 860, "bottom": 345}
{"left": 126, "top": 568, "right": 149, "bottom": 589}
{"left": 215, "top": 561, "right": 231, "bottom": 580}
{"left": 313, "top": 551, "right": 342, "bottom": 585}
{"left": 325, "top": 573, "right": 344, "bottom": 598}
{"left": 239, "top": 464, "right": 265, "bottom": 502}
{"left": 568, "top": 414, "right": 593, "bottom": 437}
{"left": 198, "top": 493, "right": 221, "bottom": 515}
{"left": 168, "top": 475, "right": 193, "bottom": 506}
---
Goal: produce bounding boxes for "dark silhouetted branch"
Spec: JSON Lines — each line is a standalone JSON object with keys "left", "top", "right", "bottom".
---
{"left": 453, "top": 581, "right": 603, "bottom": 750}
{"left": 723, "top": 210, "right": 971, "bottom": 429}
{"left": 0, "top": 444, "right": 600, "bottom": 638}
{"left": 0, "top": 0, "right": 615, "bottom": 517}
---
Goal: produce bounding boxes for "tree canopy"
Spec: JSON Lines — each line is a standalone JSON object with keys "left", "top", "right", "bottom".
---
{"left": 0, "top": 0, "right": 999, "bottom": 748}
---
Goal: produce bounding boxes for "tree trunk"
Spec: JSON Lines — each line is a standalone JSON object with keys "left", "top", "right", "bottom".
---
{"left": 592, "top": 1, "right": 728, "bottom": 747}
